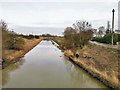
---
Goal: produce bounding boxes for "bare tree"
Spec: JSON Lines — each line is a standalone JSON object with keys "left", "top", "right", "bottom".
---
{"left": 73, "top": 21, "right": 92, "bottom": 32}
{"left": 64, "top": 25, "right": 93, "bottom": 49}
{"left": 0, "top": 20, "right": 8, "bottom": 31}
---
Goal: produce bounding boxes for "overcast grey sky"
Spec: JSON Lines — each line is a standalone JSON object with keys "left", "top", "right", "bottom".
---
{"left": 0, "top": 0, "right": 119, "bottom": 2}
{"left": 0, "top": 0, "right": 119, "bottom": 35}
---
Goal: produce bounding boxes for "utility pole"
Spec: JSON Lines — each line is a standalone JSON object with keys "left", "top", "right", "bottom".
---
{"left": 112, "top": 9, "right": 115, "bottom": 45}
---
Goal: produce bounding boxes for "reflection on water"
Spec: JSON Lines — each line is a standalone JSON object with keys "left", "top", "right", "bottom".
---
{"left": 1, "top": 41, "right": 107, "bottom": 88}
{"left": 63, "top": 56, "right": 107, "bottom": 88}
{"left": 2, "top": 58, "right": 25, "bottom": 86}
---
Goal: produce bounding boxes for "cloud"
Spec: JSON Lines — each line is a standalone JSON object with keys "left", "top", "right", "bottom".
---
{"left": 0, "top": 1, "right": 118, "bottom": 29}
{"left": 0, "top": 0, "right": 119, "bottom": 2}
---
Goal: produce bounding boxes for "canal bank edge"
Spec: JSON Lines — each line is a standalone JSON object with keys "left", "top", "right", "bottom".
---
{"left": 51, "top": 40, "right": 119, "bottom": 90}
{"left": 2, "top": 37, "right": 44, "bottom": 69}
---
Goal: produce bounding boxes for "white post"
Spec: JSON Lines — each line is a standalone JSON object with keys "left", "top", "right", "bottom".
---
{"left": 112, "top": 9, "right": 115, "bottom": 45}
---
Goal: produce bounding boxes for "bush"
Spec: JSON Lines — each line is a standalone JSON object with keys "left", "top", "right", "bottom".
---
{"left": 6, "top": 34, "right": 24, "bottom": 50}
{"left": 79, "top": 30, "right": 93, "bottom": 47}
{"left": 27, "top": 34, "right": 34, "bottom": 39}
{"left": 92, "top": 37, "right": 103, "bottom": 42}
{"left": 63, "top": 27, "right": 77, "bottom": 49}
{"left": 1, "top": 20, "right": 24, "bottom": 50}
{"left": 34, "top": 35, "right": 39, "bottom": 39}
{"left": 92, "top": 33, "right": 120, "bottom": 44}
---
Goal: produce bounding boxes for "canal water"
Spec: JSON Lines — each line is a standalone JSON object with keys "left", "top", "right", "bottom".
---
{"left": 1, "top": 41, "right": 107, "bottom": 88}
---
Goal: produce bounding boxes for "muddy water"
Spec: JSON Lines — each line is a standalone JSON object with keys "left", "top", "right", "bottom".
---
{"left": 1, "top": 41, "right": 107, "bottom": 88}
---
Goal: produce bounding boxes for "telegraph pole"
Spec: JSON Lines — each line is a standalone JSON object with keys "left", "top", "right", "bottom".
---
{"left": 112, "top": 9, "right": 115, "bottom": 45}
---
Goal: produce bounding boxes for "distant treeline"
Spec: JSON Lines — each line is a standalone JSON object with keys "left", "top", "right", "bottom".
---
{"left": 19, "top": 34, "right": 40, "bottom": 39}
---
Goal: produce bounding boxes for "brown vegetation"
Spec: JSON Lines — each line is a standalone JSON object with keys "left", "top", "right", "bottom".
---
{"left": 3, "top": 37, "right": 44, "bottom": 63}
{"left": 52, "top": 36, "right": 119, "bottom": 89}
{"left": 0, "top": 20, "right": 44, "bottom": 68}
{"left": 64, "top": 44, "right": 119, "bottom": 89}
{"left": 63, "top": 25, "right": 93, "bottom": 49}
{"left": 60, "top": 20, "right": 119, "bottom": 89}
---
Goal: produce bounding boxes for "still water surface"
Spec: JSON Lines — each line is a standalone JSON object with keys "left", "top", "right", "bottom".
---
{"left": 2, "top": 41, "right": 107, "bottom": 88}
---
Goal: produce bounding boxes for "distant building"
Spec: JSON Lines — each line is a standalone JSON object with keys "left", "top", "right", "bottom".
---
{"left": 115, "top": 29, "right": 120, "bottom": 34}
{"left": 92, "top": 29, "right": 97, "bottom": 37}
{"left": 118, "top": 1, "right": 120, "bottom": 30}
{"left": 97, "top": 26, "right": 106, "bottom": 37}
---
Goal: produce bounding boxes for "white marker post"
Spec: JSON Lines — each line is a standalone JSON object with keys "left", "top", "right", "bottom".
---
{"left": 112, "top": 9, "right": 115, "bottom": 45}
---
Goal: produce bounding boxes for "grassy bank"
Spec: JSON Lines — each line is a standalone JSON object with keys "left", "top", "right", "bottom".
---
{"left": 51, "top": 37, "right": 64, "bottom": 46}
{"left": 2, "top": 37, "right": 44, "bottom": 68}
{"left": 52, "top": 37, "right": 119, "bottom": 89}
